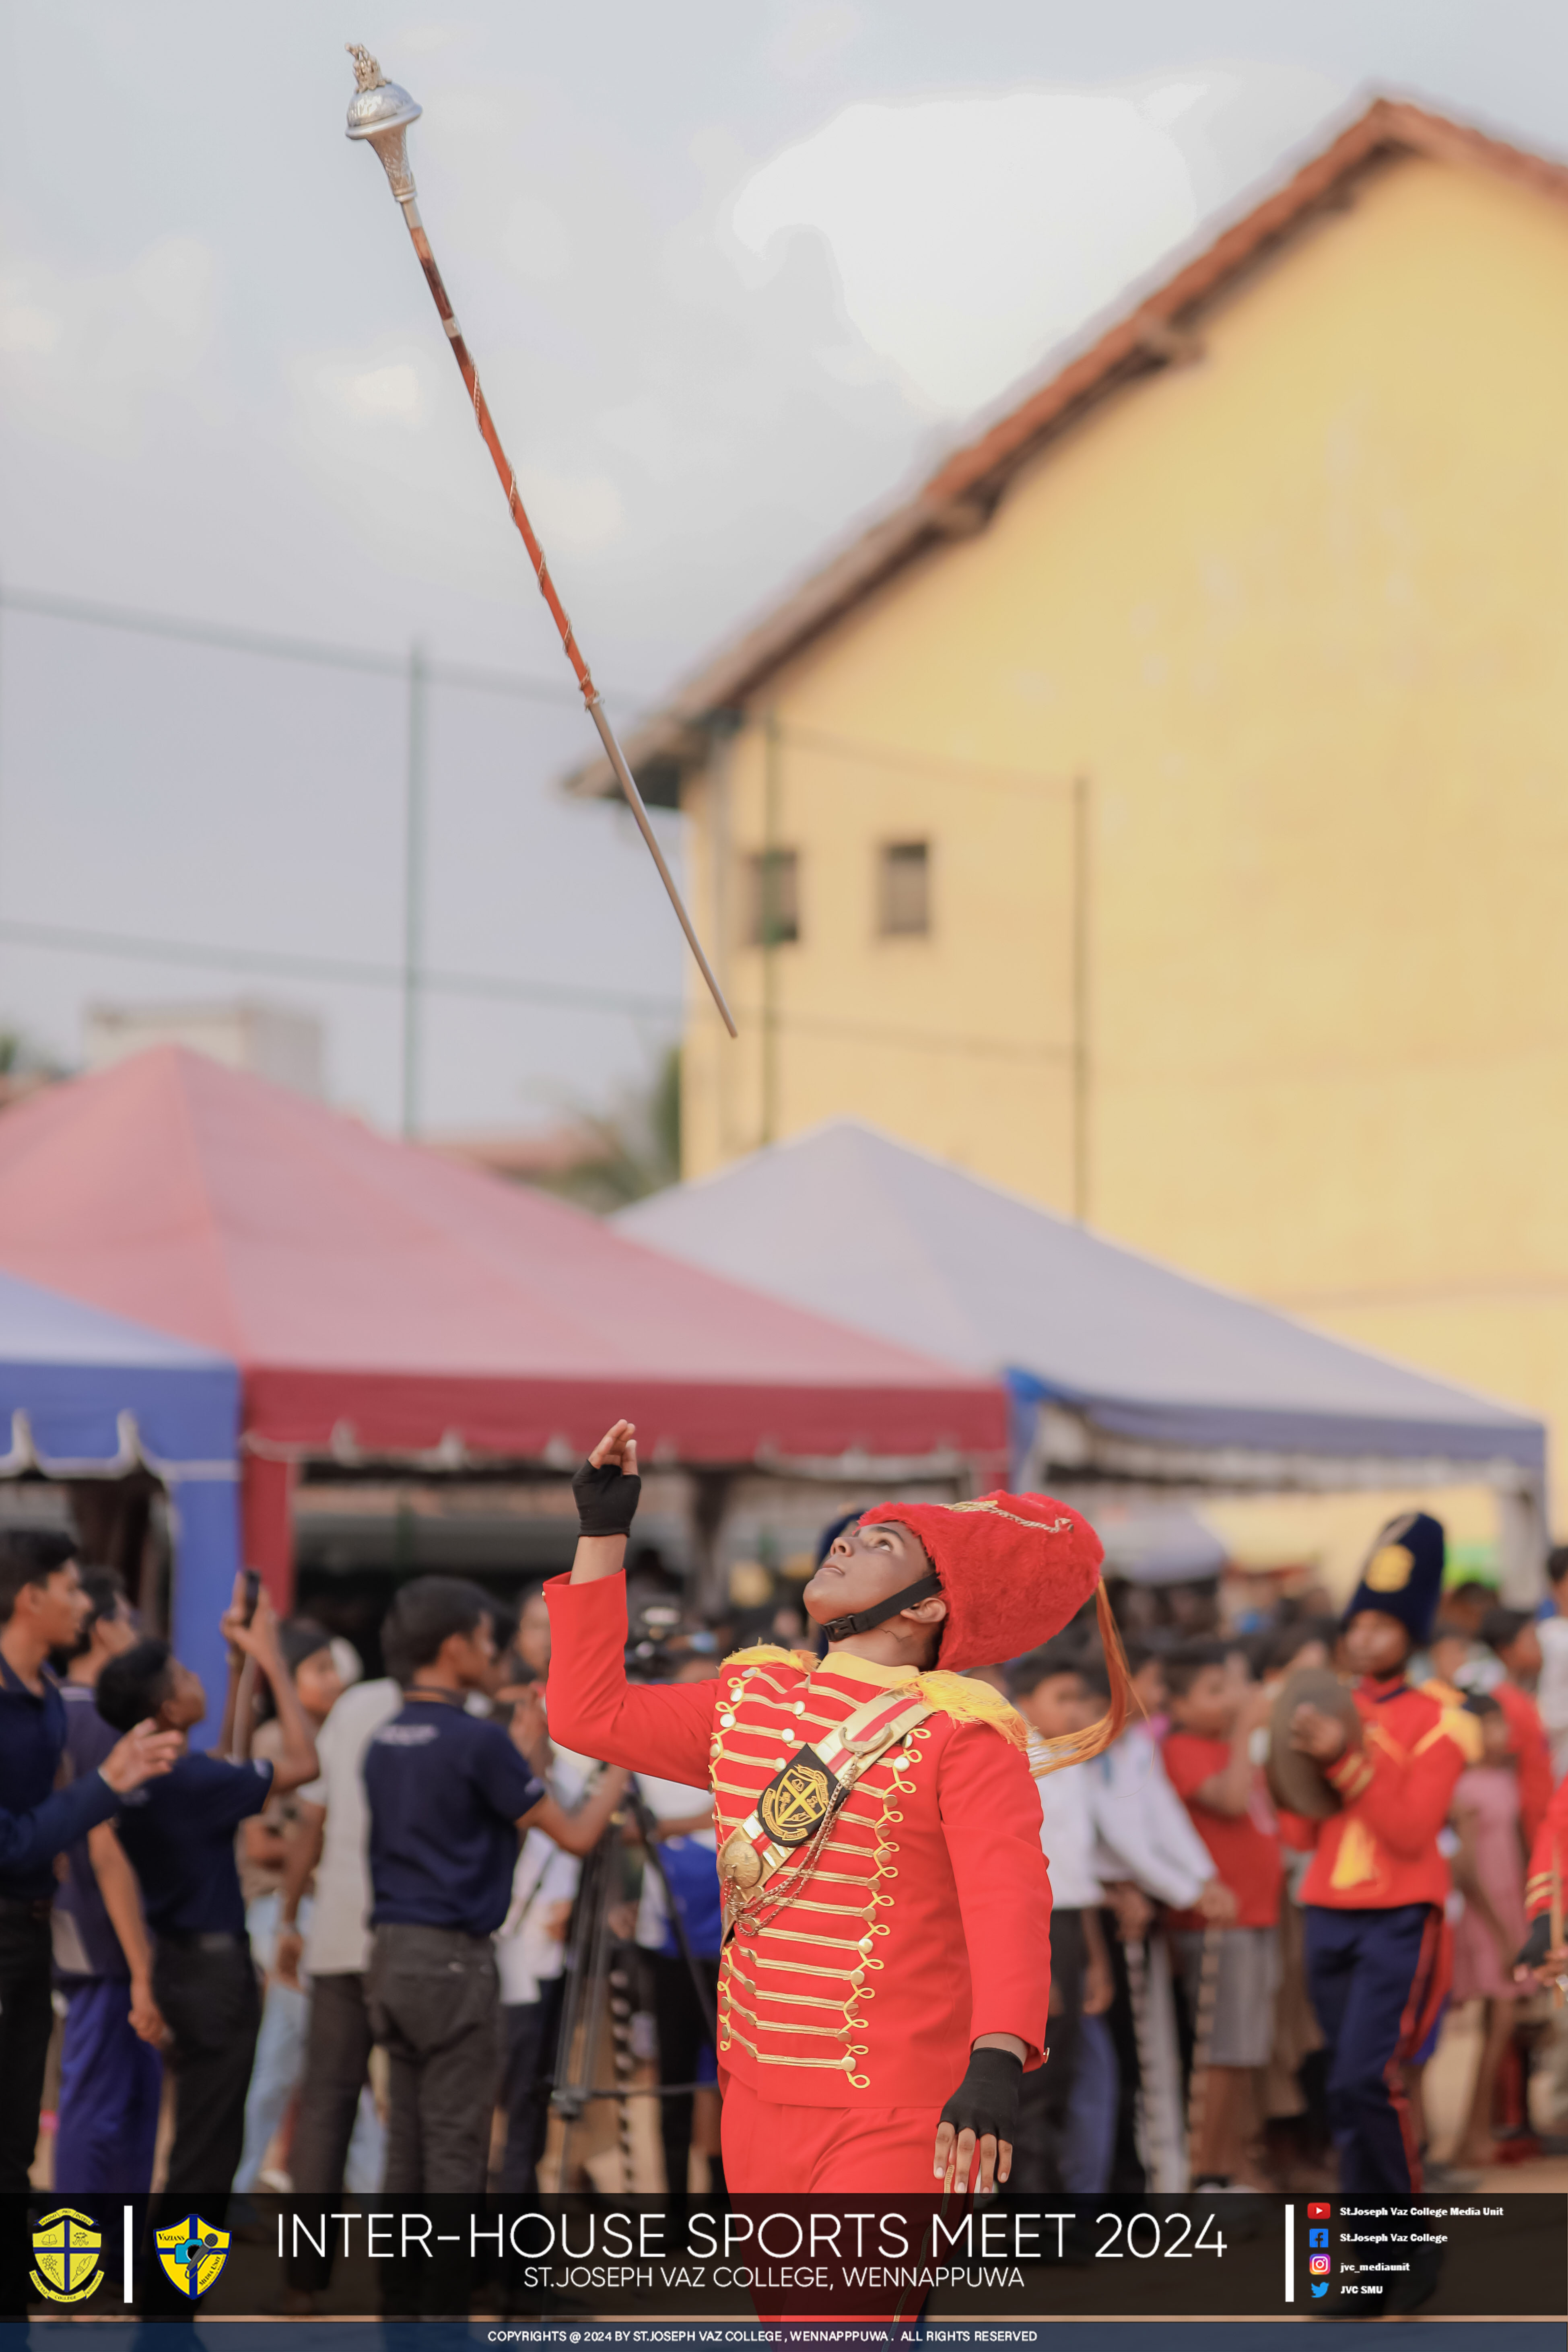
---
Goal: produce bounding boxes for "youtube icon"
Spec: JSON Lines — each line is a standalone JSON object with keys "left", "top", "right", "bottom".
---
{"left": 1308, "top": 2203, "right": 1331, "bottom": 2220}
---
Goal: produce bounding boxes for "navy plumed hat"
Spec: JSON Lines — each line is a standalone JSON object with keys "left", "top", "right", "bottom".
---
{"left": 1343, "top": 1510, "right": 1446, "bottom": 1649}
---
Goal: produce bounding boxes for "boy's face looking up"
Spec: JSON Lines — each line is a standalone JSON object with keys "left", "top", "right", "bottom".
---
{"left": 1168, "top": 1661, "right": 1236, "bottom": 1739}
{"left": 1015, "top": 1670, "right": 1087, "bottom": 1740}
{"left": 157, "top": 1657, "right": 207, "bottom": 1733}
{"left": 803, "top": 1521, "right": 946, "bottom": 1652}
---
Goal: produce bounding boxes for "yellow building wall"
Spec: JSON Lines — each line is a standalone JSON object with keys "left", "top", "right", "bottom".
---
{"left": 681, "top": 153, "right": 1568, "bottom": 1512}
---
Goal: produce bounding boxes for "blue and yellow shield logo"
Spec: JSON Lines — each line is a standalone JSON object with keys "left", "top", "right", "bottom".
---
{"left": 30, "top": 2207, "right": 103, "bottom": 2303}
{"left": 155, "top": 2214, "right": 230, "bottom": 2299}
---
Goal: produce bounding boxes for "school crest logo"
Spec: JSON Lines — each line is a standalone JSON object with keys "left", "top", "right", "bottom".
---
{"left": 155, "top": 2215, "right": 230, "bottom": 2299}
{"left": 30, "top": 2208, "right": 103, "bottom": 2304}
{"left": 758, "top": 1756, "right": 833, "bottom": 1847}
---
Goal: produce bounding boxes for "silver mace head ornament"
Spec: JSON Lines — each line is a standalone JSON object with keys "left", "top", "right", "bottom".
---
{"left": 344, "top": 45, "right": 422, "bottom": 205}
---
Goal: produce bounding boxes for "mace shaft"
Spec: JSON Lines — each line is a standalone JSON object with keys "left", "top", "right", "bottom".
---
{"left": 396, "top": 196, "right": 737, "bottom": 1038}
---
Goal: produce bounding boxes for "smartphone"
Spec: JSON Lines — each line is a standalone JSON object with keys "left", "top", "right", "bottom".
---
{"left": 240, "top": 1570, "right": 262, "bottom": 1625}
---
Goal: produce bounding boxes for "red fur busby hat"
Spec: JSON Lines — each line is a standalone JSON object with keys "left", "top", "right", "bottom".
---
{"left": 858, "top": 1490, "right": 1104, "bottom": 1672}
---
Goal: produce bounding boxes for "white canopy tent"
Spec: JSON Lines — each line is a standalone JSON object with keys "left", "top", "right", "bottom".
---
{"left": 619, "top": 1121, "right": 1549, "bottom": 1594}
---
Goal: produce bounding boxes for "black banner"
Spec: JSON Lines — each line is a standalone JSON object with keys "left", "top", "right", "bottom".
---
{"left": 2, "top": 2194, "right": 1563, "bottom": 2325}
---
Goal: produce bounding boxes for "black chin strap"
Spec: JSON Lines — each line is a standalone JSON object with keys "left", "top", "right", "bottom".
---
{"left": 820, "top": 1572, "right": 941, "bottom": 1644}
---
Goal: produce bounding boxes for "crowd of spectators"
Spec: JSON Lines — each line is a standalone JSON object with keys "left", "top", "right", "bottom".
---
{"left": 2, "top": 1517, "right": 1566, "bottom": 2204}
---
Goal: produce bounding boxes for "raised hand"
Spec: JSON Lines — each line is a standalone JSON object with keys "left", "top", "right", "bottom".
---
{"left": 222, "top": 1578, "right": 282, "bottom": 1668}
{"left": 573, "top": 1420, "right": 642, "bottom": 1536}
{"left": 100, "top": 1719, "right": 182, "bottom": 1793}
{"left": 1290, "top": 1701, "right": 1351, "bottom": 1762}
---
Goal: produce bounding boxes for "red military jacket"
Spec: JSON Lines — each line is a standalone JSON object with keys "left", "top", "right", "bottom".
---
{"left": 1525, "top": 1768, "right": 1568, "bottom": 1925}
{"left": 1494, "top": 1681, "right": 1554, "bottom": 1849}
{"left": 1298, "top": 1675, "right": 1475, "bottom": 1910}
{"left": 544, "top": 1572, "right": 1053, "bottom": 2109}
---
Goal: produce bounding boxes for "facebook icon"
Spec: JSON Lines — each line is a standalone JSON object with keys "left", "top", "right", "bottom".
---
{"left": 1309, "top": 2229, "right": 1329, "bottom": 2247}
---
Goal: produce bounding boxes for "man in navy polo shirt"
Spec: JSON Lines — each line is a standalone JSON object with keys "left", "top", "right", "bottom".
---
{"left": 0, "top": 1532, "right": 179, "bottom": 2196}
{"left": 97, "top": 1578, "right": 319, "bottom": 2194}
{"left": 52, "top": 1569, "right": 167, "bottom": 2193}
{"left": 365, "top": 1576, "right": 628, "bottom": 2191}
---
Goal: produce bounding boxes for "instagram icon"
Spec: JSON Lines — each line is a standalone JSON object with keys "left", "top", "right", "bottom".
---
{"left": 1310, "top": 2255, "right": 1331, "bottom": 2276}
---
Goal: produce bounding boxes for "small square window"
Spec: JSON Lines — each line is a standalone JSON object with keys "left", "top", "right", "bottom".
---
{"left": 747, "top": 848, "right": 799, "bottom": 945}
{"left": 878, "top": 841, "right": 930, "bottom": 936}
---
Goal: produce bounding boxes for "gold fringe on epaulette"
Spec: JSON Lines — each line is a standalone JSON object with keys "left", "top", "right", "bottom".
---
{"left": 721, "top": 1642, "right": 814, "bottom": 1670}
{"left": 913, "top": 1670, "right": 1030, "bottom": 1750}
{"left": 723, "top": 1592, "right": 1136, "bottom": 1782}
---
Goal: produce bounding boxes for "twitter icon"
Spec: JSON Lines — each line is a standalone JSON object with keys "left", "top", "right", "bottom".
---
{"left": 1311, "top": 2284, "right": 1329, "bottom": 2300}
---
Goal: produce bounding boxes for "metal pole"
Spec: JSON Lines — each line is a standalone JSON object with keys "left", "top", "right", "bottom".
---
{"left": 626, "top": 1785, "right": 718, "bottom": 2040}
{"left": 401, "top": 640, "right": 426, "bottom": 1138}
{"left": 344, "top": 47, "right": 736, "bottom": 1039}
{"left": 761, "top": 711, "right": 781, "bottom": 1145}
{"left": 1184, "top": 1919, "right": 1223, "bottom": 2184}
{"left": 1072, "top": 772, "right": 1091, "bottom": 1222}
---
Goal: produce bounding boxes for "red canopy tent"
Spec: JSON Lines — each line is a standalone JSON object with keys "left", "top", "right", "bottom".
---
{"left": 0, "top": 1048, "right": 1004, "bottom": 1593}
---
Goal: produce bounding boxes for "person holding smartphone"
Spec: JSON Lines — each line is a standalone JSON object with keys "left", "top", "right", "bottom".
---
{"left": 95, "top": 1576, "right": 319, "bottom": 2194}
{"left": 0, "top": 1532, "right": 180, "bottom": 2199}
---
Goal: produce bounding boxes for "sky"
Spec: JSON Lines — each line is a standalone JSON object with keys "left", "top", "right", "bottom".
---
{"left": 0, "top": 0, "right": 1560, "bottom": 1134}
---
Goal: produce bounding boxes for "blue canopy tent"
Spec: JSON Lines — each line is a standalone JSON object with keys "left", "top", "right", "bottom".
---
{"left": 618, "top": 1121, "right": 1549, "bottom": 1593}
{"left": 0, "top": 1270, "right": 241, "bottom": 1746}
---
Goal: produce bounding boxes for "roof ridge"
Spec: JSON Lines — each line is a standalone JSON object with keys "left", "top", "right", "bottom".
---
{"left": 568, "top": 92, "right": 1568, "bottom": 798}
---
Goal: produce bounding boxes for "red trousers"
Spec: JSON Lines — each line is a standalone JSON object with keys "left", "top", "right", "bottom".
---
{"left": 720, "top": 2074, "right": 943, "bottom": 2192}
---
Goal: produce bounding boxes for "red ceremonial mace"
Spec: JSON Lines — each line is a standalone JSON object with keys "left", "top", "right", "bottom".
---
{"left": 344, "top": 45, "right": 737, "bottom": 1038}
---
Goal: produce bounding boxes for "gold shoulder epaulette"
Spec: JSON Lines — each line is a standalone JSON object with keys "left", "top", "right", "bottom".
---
{"left": 912, "top": 1669, "right": 1030, "bottom": 1751}
{"left": 1417, "top": 1704, "right": 1484, "bottom": 1767}
{"left": 721, "top": 1642, "right": 809, "bottom": 1670}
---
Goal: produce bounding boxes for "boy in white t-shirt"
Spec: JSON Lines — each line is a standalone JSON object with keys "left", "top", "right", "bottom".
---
{"left": 275, "top": 1672, "right": 402, "bottom": 2192}
{"left": 493, "top": 1697, "right": 591, "bottom": 2196}
{"left": 1007, "top": 1641, "right": 1112, "bottom": 2191}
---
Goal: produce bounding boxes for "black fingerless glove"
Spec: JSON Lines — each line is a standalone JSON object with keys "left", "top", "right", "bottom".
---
{"left": 573, "top": 1454, "right": 642, "bottom": 1537}
{"left": 1515, "top": 1914, "right": 1550, "bottom": 1973}
{"left": 940, "top": 2045, "right": 1022, "bottom": 2148}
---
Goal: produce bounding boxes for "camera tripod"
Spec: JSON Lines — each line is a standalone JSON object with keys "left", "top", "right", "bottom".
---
{"left": 550, "top": 1782, "right": 721, "bottom": 2191}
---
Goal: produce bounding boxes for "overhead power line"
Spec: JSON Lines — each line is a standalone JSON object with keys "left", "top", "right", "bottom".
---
{"left": 0, "top": 917, "right": 682, "bottom": 1022}
{"left": 0, "top": 583, "right": 649, "bottom": 711}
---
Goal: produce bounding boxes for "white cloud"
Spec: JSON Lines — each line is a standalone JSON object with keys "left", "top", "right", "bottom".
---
{"left": 1141, "top": 81, "right": 1212, "bottom": 128}
{"left": 502, "top": 196, "right": 573, "bottom": 285}
{"left": 768, "top": 4, "right": 861, "bottom": 77}
{"left": 124, "top": 236, "right": 217, "bottom": 341}
{"left": 398, "top": 23, "right": 474, "bottom": 55}
{"left": 0, "top": 234, "right": 218, "bottom": 452}
{"left": 344, "top": 361, "right": 425, "bottom": 425}
{"left": 0, "top": 293, "right": 62, "bottom": 355}
{"left": 729, "top": 86, "right": 1206, "bottom": 415}
{"left": 296, "top": 350, "right": 429, "bottom": 431}
{"left": 514, "top": 465, "right": 624, "bottom": 553}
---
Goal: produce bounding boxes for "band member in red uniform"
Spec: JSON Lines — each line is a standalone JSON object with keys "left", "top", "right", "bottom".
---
{"left": 1517, "top": 1769, "right": 1568, "bottom": 1989}
{"left": 545, "top": 1420, "right": 1127, "bottom": 2197}
{"left": 1288, "top": 1511, "right": 1477, "bottom": 2193}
